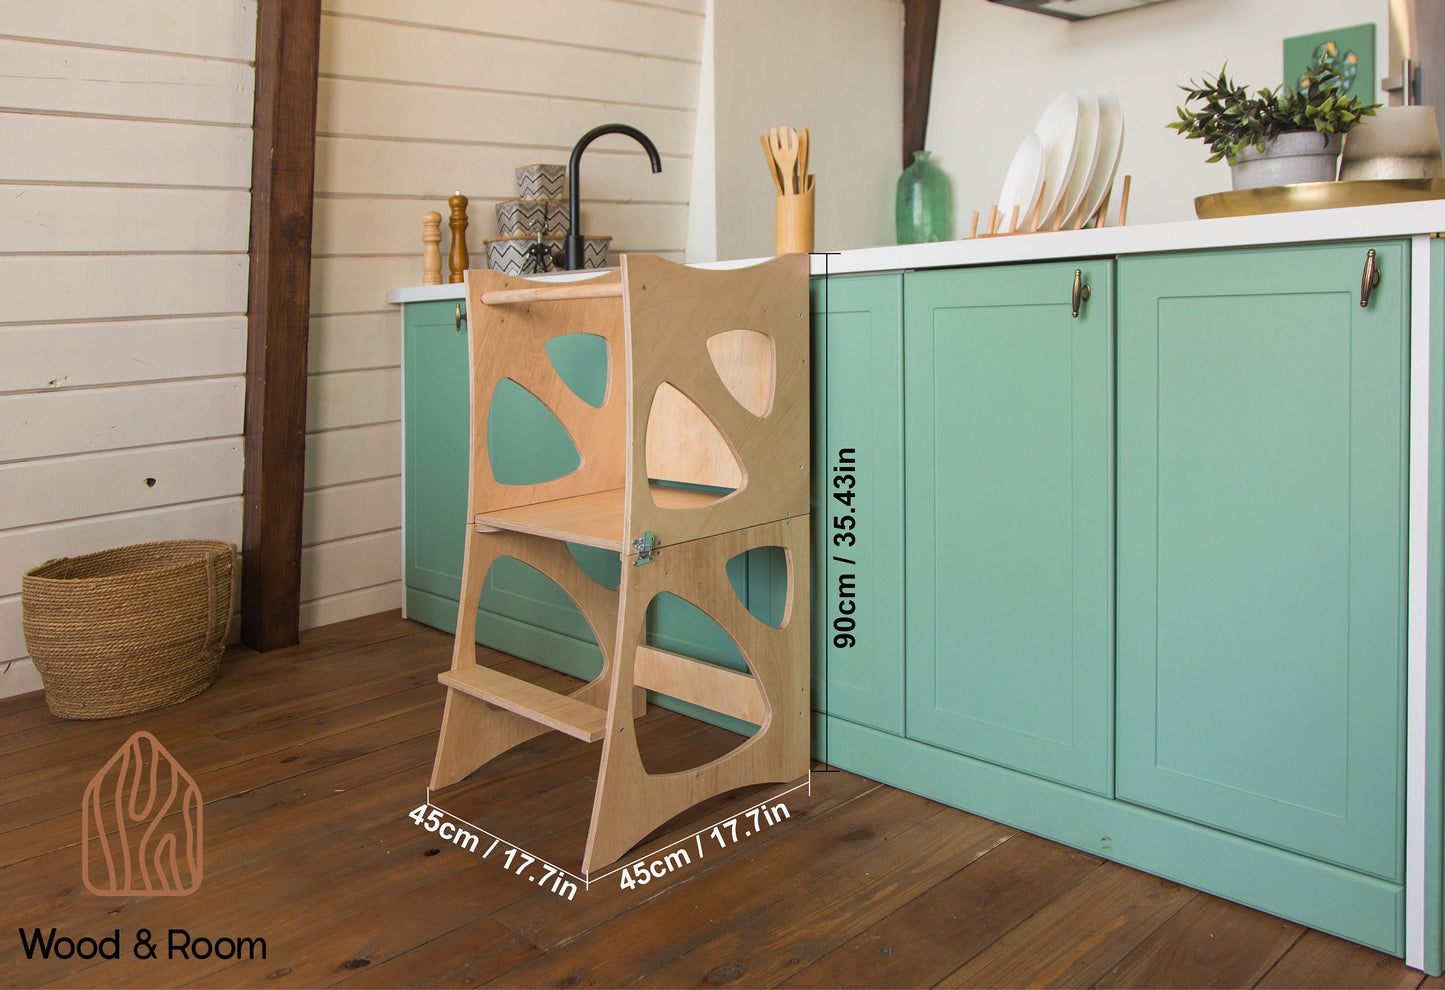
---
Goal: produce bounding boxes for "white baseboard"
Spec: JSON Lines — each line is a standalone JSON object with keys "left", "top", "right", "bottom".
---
{"left": 0, "top": 657, "right": 44, "bottom": 700}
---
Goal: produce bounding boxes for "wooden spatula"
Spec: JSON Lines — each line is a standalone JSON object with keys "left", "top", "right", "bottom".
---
{"left": 760, "top": 133, "right": 785, "bottom": 194}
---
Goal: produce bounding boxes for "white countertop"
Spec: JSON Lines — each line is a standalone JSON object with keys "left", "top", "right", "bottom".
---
{"left": 386, "top": 200, "right": 1445, "bottom": 304}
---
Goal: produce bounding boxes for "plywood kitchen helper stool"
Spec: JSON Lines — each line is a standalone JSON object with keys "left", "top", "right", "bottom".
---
{"left": 431, "top": 252, "right": 811, "bottom": 873}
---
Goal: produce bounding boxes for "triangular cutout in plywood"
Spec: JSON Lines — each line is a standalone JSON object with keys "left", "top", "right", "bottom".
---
{"left": 487, "top": 378, "right": 581, "bottom": 485}
{"left": 707, "top": 329, "right": 775, "bottom": 417}
{"left": 645, "top": 382, "right": 744, "bottom": 492}
{"left": 544, "top": 333, "right": 608, "bottom": 409}
{"left": 482, "top": 554, "right": 603, "bottom": 681}
{"left": 636, "top": 590, "right": 765, "bottom": 774}
{"left": 725, "top": 545, "right": 792, "bottom": 629}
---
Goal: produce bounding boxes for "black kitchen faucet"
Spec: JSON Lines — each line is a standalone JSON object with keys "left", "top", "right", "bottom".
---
{"left": 563, "top": 124, "right": 662, "bottom": 271}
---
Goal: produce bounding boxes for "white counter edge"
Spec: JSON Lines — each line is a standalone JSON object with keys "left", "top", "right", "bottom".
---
{"left": 388, "top": 201, "right": 1445, "bottom": 304}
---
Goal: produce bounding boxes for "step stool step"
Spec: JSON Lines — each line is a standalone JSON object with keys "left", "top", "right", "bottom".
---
{"left": 439, "top": 666, "right": 607, "bottom": 743}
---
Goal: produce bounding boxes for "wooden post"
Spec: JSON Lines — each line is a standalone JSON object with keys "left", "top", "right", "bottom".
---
{"left": 241, "top": 0, "right": 322, "bottom": 652}
{"left": 902, "top": 0, "right": 942, "bottom": 168}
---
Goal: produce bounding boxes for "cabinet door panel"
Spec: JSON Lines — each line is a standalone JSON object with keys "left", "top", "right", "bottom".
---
{"left": 904, "top": 261, "right": 1114, "bottom": 795}
{"left": 812, "top": 274, "right": 905, "bottom": 735}
{"left": 1116, "top": 243, "right": 1407, "bottom": 882}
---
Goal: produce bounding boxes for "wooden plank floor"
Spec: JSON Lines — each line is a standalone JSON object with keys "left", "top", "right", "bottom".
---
{"left": 0, "top": 610, "right": 1432, "bottom": 989}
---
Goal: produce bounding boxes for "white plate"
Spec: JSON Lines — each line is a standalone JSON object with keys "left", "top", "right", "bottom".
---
{"left": 1031, "top": 91, "right": 1081, "bottom": 232}
{"left": 1058, "top": 91, "right": 1100, "bottom": 229}
{"left": 1079, "top": 89, "right": 1125, "bottom": 227}
{"left": 996, "top": 133, "right": 1044, "bottom": 233}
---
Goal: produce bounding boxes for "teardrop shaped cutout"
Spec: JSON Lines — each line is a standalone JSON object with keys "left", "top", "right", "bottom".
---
{"left": 725, "top": 545, "right": 791, "bottom": 629}
{"left": 487, "top": 378, "right": 581, "bottom": 485}
{"left": 640, "top": 590, "right": 765, "bottom": 765}
{"left": 645, "top": 382, "right": 744, "bottom": 490}
{"left": 707, "top": 329, "right": 775, "bottom": 417}
{"left": 544, "top": 333, "right": 608, "bottom": 409}
{"left": 479, "top": 555, "right": 602, "bottom": 681}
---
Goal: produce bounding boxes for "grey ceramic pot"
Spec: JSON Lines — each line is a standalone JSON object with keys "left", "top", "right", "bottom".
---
{"left": 1230, "top": 131, "right": 1342, "bottom": 190}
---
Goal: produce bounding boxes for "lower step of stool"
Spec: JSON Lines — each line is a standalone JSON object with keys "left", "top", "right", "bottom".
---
{"left": 439, "top": 666, "right": 607, "bottom": 742}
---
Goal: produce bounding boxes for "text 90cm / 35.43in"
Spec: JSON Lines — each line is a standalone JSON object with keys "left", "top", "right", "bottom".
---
{"left": 831, "top": 448, "right": 859, "bottom": 649}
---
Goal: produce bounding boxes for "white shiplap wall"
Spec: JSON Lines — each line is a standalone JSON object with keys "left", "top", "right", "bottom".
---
{"left": 303, "top": 0, "right": 706, "bottom": 628}
{"left": 0, "top": 2, "right": 257, "bottom": 698}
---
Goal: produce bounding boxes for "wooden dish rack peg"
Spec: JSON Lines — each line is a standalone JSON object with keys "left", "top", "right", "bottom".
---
{"left": 968, "top": 174, "right": 1131, "bottom": 239}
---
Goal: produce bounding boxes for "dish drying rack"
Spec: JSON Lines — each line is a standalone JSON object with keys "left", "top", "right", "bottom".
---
{"left": 968, "top": 174, "right": 1132, "bottom": 239}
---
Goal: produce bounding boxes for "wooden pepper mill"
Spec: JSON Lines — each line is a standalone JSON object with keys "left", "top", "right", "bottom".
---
{"left": 448, "top": 193, "right": 469, "bottom": 283}
{"left": 421, "top": 211, "right": 443, "bottom": 285}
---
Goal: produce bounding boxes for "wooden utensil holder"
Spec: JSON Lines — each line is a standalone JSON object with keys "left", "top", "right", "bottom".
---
{"left": 775, "top": 187, "right": 814, "bottom": 255}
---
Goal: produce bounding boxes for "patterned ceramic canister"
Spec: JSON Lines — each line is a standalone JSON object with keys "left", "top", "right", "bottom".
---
{"left": 494, "top": 199, "right": 548, "bottom": 236}
{"left": 484, "top": 235, "right": 610, "bottom": 274}
{"left": 515, "top": 164, "right": 567, "bottom": 201}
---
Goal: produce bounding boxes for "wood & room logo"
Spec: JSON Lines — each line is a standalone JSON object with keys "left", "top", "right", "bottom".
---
{"left": 81, "top": 731, "right": 203, "bottom": 897}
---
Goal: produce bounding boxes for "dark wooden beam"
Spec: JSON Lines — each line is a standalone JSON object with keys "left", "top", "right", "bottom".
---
{"left": 242, "top": 0, "right": 321, "bottom": 651}
{"left": 902, "top": 0, "right": 943, "bottom": 168}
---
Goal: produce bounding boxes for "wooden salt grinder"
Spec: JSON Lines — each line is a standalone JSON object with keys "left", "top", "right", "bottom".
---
{"left": 448, "top": 193, "right": 469, "bottom": 283}
{"left": 421, "top": 211, "right": 443, "bottom": 285}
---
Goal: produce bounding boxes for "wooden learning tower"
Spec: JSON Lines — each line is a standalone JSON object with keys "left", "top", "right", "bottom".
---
{"left": 431, "top": 253, "right": 811, "bottom": 873}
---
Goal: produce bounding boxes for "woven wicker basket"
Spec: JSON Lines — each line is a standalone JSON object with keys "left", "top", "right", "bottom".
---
{"left": 21, "top": 540, "right": 235, "bottom": 719}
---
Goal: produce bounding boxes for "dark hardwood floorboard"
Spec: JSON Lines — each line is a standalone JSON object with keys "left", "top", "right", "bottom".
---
{"left": 783, "top": 830, "right": 1104, "bottom": 989}
{"left": 935, "top": 859, "right": 1197, "bottom": 987}
{"left": 0, "top": 609, "right": 1430, "bottom": 989}
{"left": 1256, "top": 930, "right": 1425, "bottom": 989}
{"left": 1095, "top": 893, "right": 1305, "bottom": 989}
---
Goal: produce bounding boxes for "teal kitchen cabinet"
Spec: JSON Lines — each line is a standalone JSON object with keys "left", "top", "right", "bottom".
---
{"left": 1116, "top": 242, "right": 1408, "bottom": 882}
{"left": 903, "top": 261, "right": 1115, "bottom": 796}
{"left": 811, "top": 274, "right": 906, "bottom": 737}
{"left": 402, "top": 299, "right": 768, "bottom": 705}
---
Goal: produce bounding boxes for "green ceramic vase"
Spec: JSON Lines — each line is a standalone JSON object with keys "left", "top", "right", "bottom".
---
{"left": 896, "top": 150, "right": 953, "bottom": 243}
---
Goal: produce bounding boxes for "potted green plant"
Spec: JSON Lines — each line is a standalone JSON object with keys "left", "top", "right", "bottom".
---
{"left": 1169, "top": 57, "right": 1380, "bottom": 190}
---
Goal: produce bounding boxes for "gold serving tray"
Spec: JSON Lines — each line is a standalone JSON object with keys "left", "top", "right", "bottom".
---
{"left": 1195, "top": 178, "right": 1445, "bottom": 219}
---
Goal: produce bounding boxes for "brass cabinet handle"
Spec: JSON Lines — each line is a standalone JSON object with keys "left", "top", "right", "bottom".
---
{"left": 1072, "top": 269, "right": 1092, "bottom": 318}
{"left": 1360, "top": 249, "right": 1382, "bottom": 308}
{"left": 455, "top": 302, "right": 464, "bottom": 331}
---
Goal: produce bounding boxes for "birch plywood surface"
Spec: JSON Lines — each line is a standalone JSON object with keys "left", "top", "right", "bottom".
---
{"left": 464, "top": 267, "right": 627, "bottom": 516}
{"left": 623, "top": 253, "right": 811, "bottom": 550}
